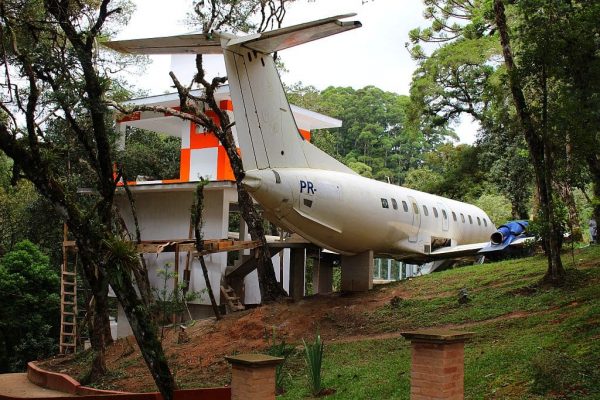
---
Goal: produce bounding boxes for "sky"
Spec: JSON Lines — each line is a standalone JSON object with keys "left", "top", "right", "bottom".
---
{"left": 116, "top": 0, "right": 479, "bottom": 143}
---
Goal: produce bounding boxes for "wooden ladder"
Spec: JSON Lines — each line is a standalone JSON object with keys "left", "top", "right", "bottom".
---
{"left": 60, "top": 226, "right": 78, "bottom": 354}
{"left": 220, "top": 285, "right": 245, "bottom": 313}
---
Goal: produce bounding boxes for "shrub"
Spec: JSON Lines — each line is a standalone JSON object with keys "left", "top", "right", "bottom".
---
{"left": 0, "top": 241, "right": 59, "bottom": 371}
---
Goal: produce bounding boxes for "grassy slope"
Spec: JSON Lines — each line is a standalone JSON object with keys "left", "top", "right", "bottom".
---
{"left": 278, "top": 246, "right": 600, "bottom": 399}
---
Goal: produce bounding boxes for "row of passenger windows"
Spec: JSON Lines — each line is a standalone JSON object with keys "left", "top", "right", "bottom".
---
{"left": 381, "top": 197, "right": 488, "bottom": 227}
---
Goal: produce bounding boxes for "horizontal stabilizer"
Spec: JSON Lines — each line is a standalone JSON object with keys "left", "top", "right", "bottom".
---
{"left": 227, "top": 14, "right": 361, "bottom": 53}
{"left": 104, "top": 14, "right": 360, "bottom": 55}
{"left": 103, "top": 33, "right": 222, "bottom": 55}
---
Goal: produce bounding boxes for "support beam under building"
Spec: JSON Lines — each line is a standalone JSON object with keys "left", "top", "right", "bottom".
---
{"left": 341, "top": 250, "right": 374, "bottom": 292}
{"left": 312, "top": 259, "right": 333, "bottom": 294}
{"left": 288, "top": 248, "right": 306, "bottom": 300}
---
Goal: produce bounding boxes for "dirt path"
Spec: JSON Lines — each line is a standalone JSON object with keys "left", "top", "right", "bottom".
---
{"left": 0, "top": 373, "right": 76, "bottom": 398}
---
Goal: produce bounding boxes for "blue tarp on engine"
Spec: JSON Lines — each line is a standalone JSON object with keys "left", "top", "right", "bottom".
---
{"left": 479, "top": 220, "right": 529, "bottom": 253}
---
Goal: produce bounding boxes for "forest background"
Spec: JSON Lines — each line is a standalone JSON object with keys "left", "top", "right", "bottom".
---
{"left": 0, "top": 0, "right": 598, "bottom": 383}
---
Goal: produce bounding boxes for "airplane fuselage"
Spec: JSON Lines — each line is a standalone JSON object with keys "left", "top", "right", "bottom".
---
{"left": 243, "top": 168, "right": 496, "bottom": 261}
{"left": 107, "top": 15, "right": 500, "bottom": 265}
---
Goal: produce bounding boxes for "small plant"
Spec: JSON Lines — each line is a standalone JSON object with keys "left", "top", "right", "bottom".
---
{"left": 152, "top": 263, "right": 201, "bottom": 341}
{"left": 303, "top": 333, "right": 324, "bottom": 397}
{"left": 266, "top": 327, "right": 295, "bottom": 394}
{"left": 390, "top": 295, "right": 402, "bottom": 308}
{"left": 458, "top": 287, "right": 471, "bottom": 304}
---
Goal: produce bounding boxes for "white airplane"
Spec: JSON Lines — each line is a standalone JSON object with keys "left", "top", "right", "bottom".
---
{"left": 106, "top": 14, "right": 501, "bottom": 267}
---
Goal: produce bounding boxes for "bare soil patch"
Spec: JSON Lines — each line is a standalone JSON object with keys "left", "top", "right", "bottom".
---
{"left": 40, "top": 284, "right": 414, "bottom": 392}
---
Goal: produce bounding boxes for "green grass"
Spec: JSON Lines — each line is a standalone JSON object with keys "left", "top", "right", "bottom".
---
{"left": 278, "top": 246, "right": 600, "bottom": 399}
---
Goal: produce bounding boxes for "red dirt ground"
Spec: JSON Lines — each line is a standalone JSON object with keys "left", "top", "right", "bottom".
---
{"left": 40, "top": 284, "right": 414, "bottom": 392}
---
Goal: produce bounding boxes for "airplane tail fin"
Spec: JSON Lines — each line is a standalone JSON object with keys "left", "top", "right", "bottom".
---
{"left": 105, "top": 15, "right": 361, "bottom": 173}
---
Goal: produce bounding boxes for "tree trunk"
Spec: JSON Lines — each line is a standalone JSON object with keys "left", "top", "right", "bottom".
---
{"left": 122, "top": 179, "right": 155, "bottom": 308}
{"left": 79, "top": 261, "right": 111, "bottom": 379}
{"left": 236, "top": 186, "right": 287, "bottom": 301}
{"left": 75, "top": 234, "right": 176, "bottom": 400}
{"left": 107, "top": 267, "right": 176, "bottom": 400}
{"left": 192, "top": 182, "right": 221, "bottom": 320}
{"left": 494, "top": 0, "right": 565, "bottom": 284}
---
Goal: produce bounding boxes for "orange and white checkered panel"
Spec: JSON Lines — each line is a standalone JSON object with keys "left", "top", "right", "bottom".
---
{"left": 116, "top": 99, "right": 312, "bottom": 186}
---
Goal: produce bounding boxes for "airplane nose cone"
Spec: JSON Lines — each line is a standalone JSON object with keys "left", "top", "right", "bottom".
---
{"left": 241, "top": 171, "right": 262, "bottom": 192}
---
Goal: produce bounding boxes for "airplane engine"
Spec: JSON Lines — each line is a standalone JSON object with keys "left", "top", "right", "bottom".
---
{"left": 490, "top": 220, "right": 529, "bottom": 246}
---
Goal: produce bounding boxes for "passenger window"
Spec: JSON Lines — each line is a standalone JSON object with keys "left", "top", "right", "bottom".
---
{"left": 381, "top": 198, "right": 389, "bottom": 209}
{"left": 460, "top": 213, "right": 465, "bottom": 223}
{"left": 412, "top": 202, "right": 419, "bottom": 214}
{"left": 433, "top": 207, "right": 439, "bottom": 218}
{"left": 392, "top": 198, "right": 398, "bottom": 210}
{"left": 483, "top": 218, "right": 488, "bottom": 227}
{"left": 477, "top": 216, "right": 481, "bottom": 226}
{"left": 442, "top": 210, "right": 448, "bottom": 220}
{"left": 402, "top": 201, "right": 409, "bottom": 212}
{"left": 468, "top": 215, "right": 473, "bottom": 224}
{"left": 423, "top": 205, "right": 429, "bottom": 216}
{"left": 452, "top": 211, "right": 457, "bottom": 222}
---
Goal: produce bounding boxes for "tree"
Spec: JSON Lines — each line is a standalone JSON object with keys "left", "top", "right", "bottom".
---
{"left": 0, "top": 1, "right": 175, "bottom": 397}
{"left": 493, "top": 0, "right": 564, "bottom": 283}
{"left": 0, "top": 241, "right": 59, "bottom": 372}
{"left": 473, "top": 193, "right": 512, "bottom": 226}
{"left": 403, "top": 167, "right": 444, "bottom": 194}
{"left": 408, "top": 18, "right": 536, "bottom": 218}
{"left": 409, "top": 0, "right": 600, "bottom": 284}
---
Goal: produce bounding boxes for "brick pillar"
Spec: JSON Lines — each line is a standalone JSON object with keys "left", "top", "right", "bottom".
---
{"left": 401, "top": 329, "right": 474, "bottom": 400}
{"left": 225, "top": 354, "right": 283, "bottom": 400}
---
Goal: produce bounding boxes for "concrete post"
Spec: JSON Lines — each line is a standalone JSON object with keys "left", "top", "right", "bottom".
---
{"left": 312, "top": 259, "right": 333, "bottom": 294}
{"left": 225, "top": 354, "right": 283, "bottom": 400}
{"left": 401, "top": 329, "right": 474, "bottom": 400}
{"left": 288, "top": 248, "right": 305, "bottom": 300}
{"left": 341, "top": 250, "right": 374, "bottom": 292}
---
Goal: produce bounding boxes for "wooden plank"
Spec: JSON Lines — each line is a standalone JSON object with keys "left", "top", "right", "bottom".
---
{"left": 64, "top": 238, "right": 264, "bottom": 255}
{"left": 137, "top": 239, "right": 260, "bottom": 254}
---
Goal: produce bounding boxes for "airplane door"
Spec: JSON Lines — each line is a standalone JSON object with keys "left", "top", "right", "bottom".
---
{"left": 437, "top": 202, "right": 449, "bottom": 232}
{"left": 408, "top": 196, "right": 421, "bottom": 243}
